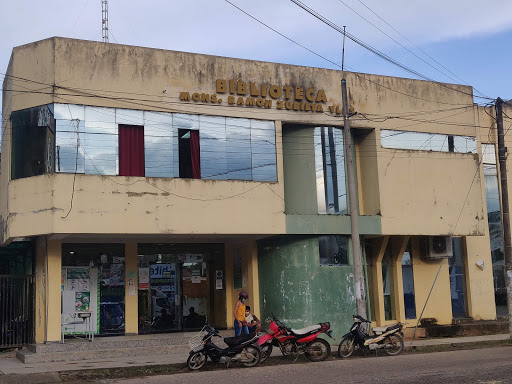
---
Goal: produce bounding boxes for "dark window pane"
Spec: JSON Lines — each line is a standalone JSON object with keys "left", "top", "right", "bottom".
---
{"left": 401, "top": 241, "right": 416, "bottom": 319}
{"left": 319, "top": 235, "right": 349, "bottom": 266}
{"left": 382, "top": 242, "right": 394, "bottom": 321}
{"left": 315, "top": 127, "right": 346, "bottom": 214}
{"left": 233, "top": 249, "right": 243, "bottom": 290}
{"left": 11, "top": 105, "right": 55, "bottom": 180}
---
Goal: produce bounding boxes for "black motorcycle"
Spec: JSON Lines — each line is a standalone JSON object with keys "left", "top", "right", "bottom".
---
{"left": 338, "top": 315, "right": 405, "bottom": 358}
{"left": 187, "top": 325, "right": 261, "bottom": 370}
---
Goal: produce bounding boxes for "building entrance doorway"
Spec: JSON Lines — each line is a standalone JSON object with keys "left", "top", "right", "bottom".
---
{"left": 137, "top": 243, "right": 225, "bottom": 334}
{"left": 62, "top": 244, "right": 126, "bottom": 337}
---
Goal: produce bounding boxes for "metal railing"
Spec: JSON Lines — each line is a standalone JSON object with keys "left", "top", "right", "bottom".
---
{"left": 0, "top": 275, "right": 34, "bottom": 348}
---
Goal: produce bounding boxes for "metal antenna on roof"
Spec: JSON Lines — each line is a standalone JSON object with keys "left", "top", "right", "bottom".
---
{"left": 102, "top": 0, "right": 109, "bottom": 43}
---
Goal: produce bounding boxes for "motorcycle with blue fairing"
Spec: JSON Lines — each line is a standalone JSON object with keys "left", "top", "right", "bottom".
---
{"left": 187, "top": 325, "right": 261, "bottom": 370}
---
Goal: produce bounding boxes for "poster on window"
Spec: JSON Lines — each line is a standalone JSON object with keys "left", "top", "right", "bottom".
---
{"left": 67, "top": 267, "right": 89, "bottom": 280}
{"left": 150, "top": 264, "right": 176, "bottom": 292}
{"left": 139, "top": 268, "right": 149, "bottom": 290}
{"left": 62, "top": 266, "right": 99, "bottom": 335}
{"left": 75, "top": 291, "right": 90, "bottom": 311}
{"left": 109, "top": 263, "right": 125, "bottom": 286}
{"left": 185, "top": 254, "right": 203, "bottom": 263}
{"left": 67, "top": 267, "right": 90, "bottom": 291}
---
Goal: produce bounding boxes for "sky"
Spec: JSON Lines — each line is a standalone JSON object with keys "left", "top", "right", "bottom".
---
{"left": 1, "top": 0, "right": 512, "bottom": 116}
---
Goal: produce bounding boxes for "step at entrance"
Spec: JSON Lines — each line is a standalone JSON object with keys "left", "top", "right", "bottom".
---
{"left": 17, "top": 330, "right": 233, "bottom": 364}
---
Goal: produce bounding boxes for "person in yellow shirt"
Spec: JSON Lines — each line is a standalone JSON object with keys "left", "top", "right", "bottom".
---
{"left": 233, "top": 291, "right": 249, "bottom": 336}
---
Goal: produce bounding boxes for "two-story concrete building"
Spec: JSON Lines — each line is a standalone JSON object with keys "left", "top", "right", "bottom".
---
{"left": 1, "top": 37, "right": 506, "bottom": 346}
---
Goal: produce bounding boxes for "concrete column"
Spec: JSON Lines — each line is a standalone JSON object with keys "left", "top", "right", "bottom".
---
{"left": 371, "top": 236, "right": 389, "bottom": 326}
{"left": 34, "top": 237, "right": 47, "bottom": 343}
{"left": 224, "top": 245, "right": 234, "bottom": 329}
{"left": 246, "top": 241, "right": 261, "bottom": 318}
{"left": 391, "top": 236, "right": 410, "bottom": 323}
{"left": 124, "top": 242, "right": 138, "bottom": 335}
{"left": 465, "top": 236, "right": 497, "bottom": 320}
{"left": 46, "top": 239, "right": 62, "bottom": 342}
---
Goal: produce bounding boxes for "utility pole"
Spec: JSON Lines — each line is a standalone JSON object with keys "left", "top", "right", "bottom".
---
{"left": 341, "top": 26, "right": 367, "bottom": 318}
{"left": 102, "top": 0, "right": 109, "bottom": 43}
{"left": 496, "top": 97, "right": 512, "bottom": 335}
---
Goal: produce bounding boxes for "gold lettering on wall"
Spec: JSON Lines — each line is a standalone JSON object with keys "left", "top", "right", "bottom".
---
{"left": 229, "top": 80, "right": 236, "bottom": 94}
{"left": 269, "top": 85, "right": 282, "bottom": 99}
{"left": 283, "top": 86, "right": 293, "bottom": 99}
{"left": 250, "top": 83, "right": 260, "bottom": 97}
{"left": 180, "top": 79, "right": 333, "bottom": 113}
{"left": 316, "top": 90, "right": 327, "bottom": 103}
{"left": 295, "top": 87, "right": 304, "bottom": 100}
{"left": 216, "top": 80, "right": 227, "bottom": 93}
{"left": 237, "top": 81, "right": 248, "bottom": 95}
{"left": 305, "top": 89, "right": 315, "bottom": 102}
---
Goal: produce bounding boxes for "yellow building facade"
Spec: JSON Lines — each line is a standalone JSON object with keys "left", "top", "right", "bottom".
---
{"left": 1, "top": 37, "right": 506, "bottom": 344}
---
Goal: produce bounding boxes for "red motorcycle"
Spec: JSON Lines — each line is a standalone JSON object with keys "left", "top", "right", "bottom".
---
{"left": 258, "top": 313, "right": 334, "bottom": 363}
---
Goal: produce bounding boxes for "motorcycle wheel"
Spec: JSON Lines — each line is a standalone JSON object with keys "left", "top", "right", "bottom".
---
{"left": 240, "top": 345, "right": 261, "bottom": 367}
{"left": 305, "top": 338, "right": 331, "bottom": 362}
{"left": 338, "top": 337, "right": 355, "bottom": 358}
{"left": 383, "top": 334, "right": 404, "bottom": 356}
{"left": 187, "top": 351, "right": 207, "bottom": 370}
{"left": 259, "top": 342, "right": 273, "bottom": 363}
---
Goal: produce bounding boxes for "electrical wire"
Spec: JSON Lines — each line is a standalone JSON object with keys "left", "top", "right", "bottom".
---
{"left": 333, "top": 0, "right": 475, "bottom": 91}
{"left": 351, "top": 0, "right": 489, "bottom": 99}
{"left": 220, "top": 2, "right": 488, "bottom": 106}
{"left": 289, "top": 0, "right": 493, "bottom": 101}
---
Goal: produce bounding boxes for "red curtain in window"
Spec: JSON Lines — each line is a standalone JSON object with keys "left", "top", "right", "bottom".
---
{"left": 119, "top": 124, "right": 145, "bottom": 177}
{"left": 190, "top": 130, "right": 200, "bottom": 179}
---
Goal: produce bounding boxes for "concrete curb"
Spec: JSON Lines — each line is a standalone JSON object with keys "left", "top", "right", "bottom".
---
{"left": 0, "top": 333, "right": 509, "bottom": 383}
{"left": 0, "top": 372, "right": 61, "bottom": 384}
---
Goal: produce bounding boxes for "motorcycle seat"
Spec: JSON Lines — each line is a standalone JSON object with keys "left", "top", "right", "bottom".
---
{"left": 224, "top": 332, "right": 256, "bottom": 347}
{"left": 291, "top": 324, "right": 321, "bottom": 335}
{"left": 386, "top": 323, "right": 401, "bottom": 332}
{"left": 373, "top": 324, "right": 400, "bottom": 335}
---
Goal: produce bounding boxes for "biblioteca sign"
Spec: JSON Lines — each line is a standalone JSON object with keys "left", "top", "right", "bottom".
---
{"left": 179, "top": 79, "right": 343, "bottom": 114}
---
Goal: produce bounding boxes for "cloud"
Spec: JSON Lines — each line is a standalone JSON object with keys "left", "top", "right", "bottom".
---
{"left": 1, "top": 0, "right": 512, "bottom": 113}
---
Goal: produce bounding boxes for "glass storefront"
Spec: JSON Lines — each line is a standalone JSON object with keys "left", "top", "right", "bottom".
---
{"left": 61, "top": 243, "right": 226, "bottom": 337}
{"left": 137, "top": 244, "right": 226, "bottom": 334}
{"left": 62, "top": 244, "right": 125, "bottom": 336}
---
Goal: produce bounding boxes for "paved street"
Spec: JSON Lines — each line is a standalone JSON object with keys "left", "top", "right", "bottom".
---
{"left": 96, "top": 346, "right": 512, "bottom": 384}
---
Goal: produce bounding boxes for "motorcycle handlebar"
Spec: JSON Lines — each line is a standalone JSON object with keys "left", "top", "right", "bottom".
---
{"left": 353, "top": 315, "right": 370, "bottom": 323}
{"left": 270, "top": 313, "right": 291, "bottom": 332}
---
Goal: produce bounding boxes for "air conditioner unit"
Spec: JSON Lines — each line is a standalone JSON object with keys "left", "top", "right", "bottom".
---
{"left": 424, "top": 236, "right": 453, "bottom": 259}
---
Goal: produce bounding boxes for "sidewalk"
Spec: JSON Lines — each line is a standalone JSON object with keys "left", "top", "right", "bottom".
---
{"left": 0, "top": 334, "right": 510, "bottom": 382}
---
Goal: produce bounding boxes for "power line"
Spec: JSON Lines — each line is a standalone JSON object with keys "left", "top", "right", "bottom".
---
{"left": 290, "top": 0, "right": 493, "bottom": 101}
{"left": 220, "top": 2, "right": 486, "bottom": 106}
{"left": 352, "top": 0, "right": 489, "bottom": 99}
{"left": 333, "top": 0, "right": 478, "bottom": 92}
